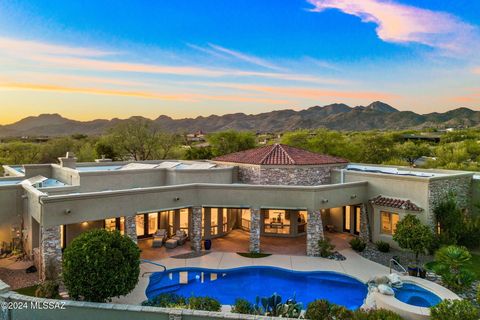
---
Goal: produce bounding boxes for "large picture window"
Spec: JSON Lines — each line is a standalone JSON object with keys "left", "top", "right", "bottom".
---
{"left": 381, "top": 211, "right": 399, "bottom": 235}
{"left": 264, "top": 210, "right": 290, "bottom": 234}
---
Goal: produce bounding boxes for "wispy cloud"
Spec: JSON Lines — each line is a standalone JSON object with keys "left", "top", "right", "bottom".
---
{"left": 473, "top": 67, "right": 480, "bottom": 75}
{"left": 0, "top": 36, "right": 115, "bottom": 57}
{"left": 307, "top": 0, "right": 478, "bottom": 54}
{"left": 207, "top": 44, "right": 285, "bottom": 71}
{"left": 0, "top": 81, "right": 288, "bottom": 104}
{"left": 185, "top": 82, "right": 396, "bottom": 101}
{"left": 0, "top": 36, "right": 346, "bottom": 85}
{"left": 27, "top": 53, "right": 344, "bottom": 84}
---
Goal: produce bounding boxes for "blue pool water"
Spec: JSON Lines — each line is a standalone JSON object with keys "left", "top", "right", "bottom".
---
{"left": 394, "top": 283, "right": 441, "bottom": 307}
{"left": 146, "top": 267, "right": 368, "bottom": 309}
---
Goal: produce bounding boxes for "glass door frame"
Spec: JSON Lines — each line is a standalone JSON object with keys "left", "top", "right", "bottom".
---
{"left": 136, "top": 212, "right": 160, "bottom": 239}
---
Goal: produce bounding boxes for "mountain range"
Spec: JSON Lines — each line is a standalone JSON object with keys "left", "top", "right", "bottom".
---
{"left": 1, "top": 101, "right": 479, "bottom": 137}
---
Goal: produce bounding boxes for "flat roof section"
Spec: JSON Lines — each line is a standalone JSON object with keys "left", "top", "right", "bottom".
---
{"left": 346, "top": 164, "right": 448, "bottom": 178}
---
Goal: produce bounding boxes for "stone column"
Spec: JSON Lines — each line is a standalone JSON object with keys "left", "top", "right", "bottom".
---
{"left": 306, "top": 210, "right": 324, "bottom": 256}
{"left": 359, "top": 204, "right": 371, "bottom": 242}
{"left": 125, "top": 215, "right": 138, "bottom": 244}
{"left": 40, "top": 226, "right": 62, "bottom": 281}
{"left": 191, "top": 206, "right": 202, "bottom": 252}
{"left": 249, "top": 207, "right": 261, "bottom": 253}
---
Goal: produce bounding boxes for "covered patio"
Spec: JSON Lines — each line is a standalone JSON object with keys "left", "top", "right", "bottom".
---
{"left": 138, "top": 229, "right": 354, "bottom": 260}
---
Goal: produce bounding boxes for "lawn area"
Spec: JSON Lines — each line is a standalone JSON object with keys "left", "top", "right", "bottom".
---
{"left": 14, "top": 285, "right": 38, "bottom": 297}
{"left": 470, "top": 253, "right": 480, "bottom": 279}
{"left": 237, "top": 252, "right": 272, "bottom": 258}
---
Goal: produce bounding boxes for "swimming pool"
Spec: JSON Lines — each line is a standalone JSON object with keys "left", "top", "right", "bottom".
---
{"left": 394, "top": 283, "right": 441, "bottom": 307}
{"left": 146, "top": 266, "right": 368, "bottom": 309}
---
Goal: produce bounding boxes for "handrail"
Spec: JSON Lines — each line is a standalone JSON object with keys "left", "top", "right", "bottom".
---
{"left": 389, "top": 258, "right": 407, "bottom": 275}
{"left": 141, "top": 259, "right": 167, "bottom": 277}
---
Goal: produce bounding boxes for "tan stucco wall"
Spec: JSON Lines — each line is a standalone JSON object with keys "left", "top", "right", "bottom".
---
{"left": 39, "top": 182, "right": 369, "bottom": 227}
{"left": 65, "top": 220, "right": 104, "bottom": 244}
{"left": 0, "top": 185, "right": 22, "bottom": 246}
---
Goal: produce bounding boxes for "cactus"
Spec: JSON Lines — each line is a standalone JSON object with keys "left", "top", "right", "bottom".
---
{"left": 255, "top": 292, "right": 302, "bottom": 317}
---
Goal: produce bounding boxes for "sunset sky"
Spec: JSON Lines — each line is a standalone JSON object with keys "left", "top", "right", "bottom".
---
{"left": 0, "top": 0, "right": 479, "bottom": 124}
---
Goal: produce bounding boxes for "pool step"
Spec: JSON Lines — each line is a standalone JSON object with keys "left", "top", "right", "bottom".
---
{"left": 147, "top": 283, "right": 182, "bottom": 298}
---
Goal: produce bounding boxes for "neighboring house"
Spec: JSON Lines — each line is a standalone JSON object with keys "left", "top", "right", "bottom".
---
{"left": 0, "top": 144, "right": 476, "bottom": 280}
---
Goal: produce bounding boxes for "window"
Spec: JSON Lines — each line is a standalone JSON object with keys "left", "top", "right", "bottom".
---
{"left": 148, "top": 213, "right": 158, "bottom": 235}
{"left": 264, "top": 210, "right": 290, "bottom": 234}
{"left": 136, "top": 214, "right": 145, "bottom": 236}
{"left": 211, "top": 208, "right": 218, "bottom": 236}
{"left": 105, "top": 218, "right": 117, "bottom": 232}
{"left": 179, "top": 208, "right": 189, "bottom": 232}
{"left": 381, "top": 211, "right": 399, "bottom": 235}
{"left": 241, "top": 209, "right": 251, "bottom": 230}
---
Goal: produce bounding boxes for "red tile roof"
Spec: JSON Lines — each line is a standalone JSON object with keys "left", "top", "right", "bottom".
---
{"left": 370, "top": 195, "right": 423, "bottom": 212}
{"left": 213, "top": 144, "right": 348, "bottom": 165}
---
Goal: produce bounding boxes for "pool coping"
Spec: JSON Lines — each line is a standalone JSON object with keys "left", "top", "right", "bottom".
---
{"left": 113, "top": 249, "right": 460, "bottom": 320}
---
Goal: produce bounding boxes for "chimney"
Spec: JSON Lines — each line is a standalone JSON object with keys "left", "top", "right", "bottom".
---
{"left": 58, "top": 152, "right": 77, "bottom": 169}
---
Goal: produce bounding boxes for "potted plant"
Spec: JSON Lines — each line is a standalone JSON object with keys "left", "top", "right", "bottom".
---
{"left": 393, "top": 214, "right": 433, "bottom": 277}
{"left": 204, "top": 238, "right": 212, "bottom": 250}
{"left": 407, "top": 264, "right": 418, "bottom": 276}
{"left": 418, "top": 267, "right": 427, "bottom": 279}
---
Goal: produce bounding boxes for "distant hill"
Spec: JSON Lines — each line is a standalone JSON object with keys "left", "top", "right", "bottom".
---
{"left": 0, "top": 101, "right": 478, "bottom": 137}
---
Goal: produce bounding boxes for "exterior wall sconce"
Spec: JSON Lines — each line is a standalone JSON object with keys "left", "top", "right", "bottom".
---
{"left": 64, "top": 209, "right": 72, "bottom": 215}
{"left": 351, "top": 194, "right": 357, "bottom": 199}
{"left": 81, "top": 221, "right": 89, "bottom": 226}
{"left": 174, "top": 197, "right": 180, "bottom": 201}
{"left": 321, "top": 199, "right": 328, "bottom": 203}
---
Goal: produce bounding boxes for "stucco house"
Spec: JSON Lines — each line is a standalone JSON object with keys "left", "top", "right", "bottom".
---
{"left": 0, "top": 144, "right": 476, "bottom": 280}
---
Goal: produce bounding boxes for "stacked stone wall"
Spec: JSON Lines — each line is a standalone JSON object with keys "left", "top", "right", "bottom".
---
{"left": 306, "top": 210, "right": 324, "bottom": 256}
{"left": 237, "top": 164, "right": 346, "bottom": 186}
{"left": 427, "top": 176, "right": 472, "bottom": 226}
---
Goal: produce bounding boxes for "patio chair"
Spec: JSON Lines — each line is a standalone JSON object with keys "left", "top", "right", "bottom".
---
{"left": 152, "top": 229, "right": 167, "bottom": 248}
{"left": 172, "top": 230, "right": 188, "bottom": 246}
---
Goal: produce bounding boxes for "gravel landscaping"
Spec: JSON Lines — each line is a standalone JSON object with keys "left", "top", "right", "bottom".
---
{"left": 0, "top": 267, "right": 39, "bottom": 290}
{"left": 359, "top": 243, "right": 433, "bottom": 272}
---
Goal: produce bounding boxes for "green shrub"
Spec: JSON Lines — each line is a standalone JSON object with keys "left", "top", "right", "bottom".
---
{"left": 231, "top": 298, "right": 254, "bottom": 314}
{"left": 141, "top": 293, "right": 187, "bottom": 308}
{"left": 318, "top": 238, "right": 335, "bottom": 257}
{"left": 305, "top": 299, "right": 353, "bottom": 320}
{"left": 350, "top": 237, "right": 367, "bottom": 252}
{"left": 432, "top": 245, "right": 475, "bottom": 292}
{"left": 188, "top": 296, "right": 221, "bottom": 311}
{"left": 430, "top": 299, "right": 479, "bottom": 320}
{"left": 62, "top": 229, "right": 140, "bottom": 302}
{"left": 375, "top": 241, "right": 390, "bottom": 253}
{"left": 35, "top": 280, "right": 60, "bottom": 299}
{"left": 353, "top": 308, "right": 404, "bottom": 319}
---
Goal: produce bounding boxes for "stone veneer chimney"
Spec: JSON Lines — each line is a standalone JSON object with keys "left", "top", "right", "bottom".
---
{"left": 58, "top": 151, "right": 77, "bottom": 169}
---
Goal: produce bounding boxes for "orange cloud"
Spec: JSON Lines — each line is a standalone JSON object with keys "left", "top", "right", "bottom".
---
{"left": 191, "top": 82, "right": 396, "bottom": 100}
{"left": 450, "top": 90, "right": 480, "bottom": 103}
{"left": 0, "top": 82, "right": 288, "bottom": 104}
